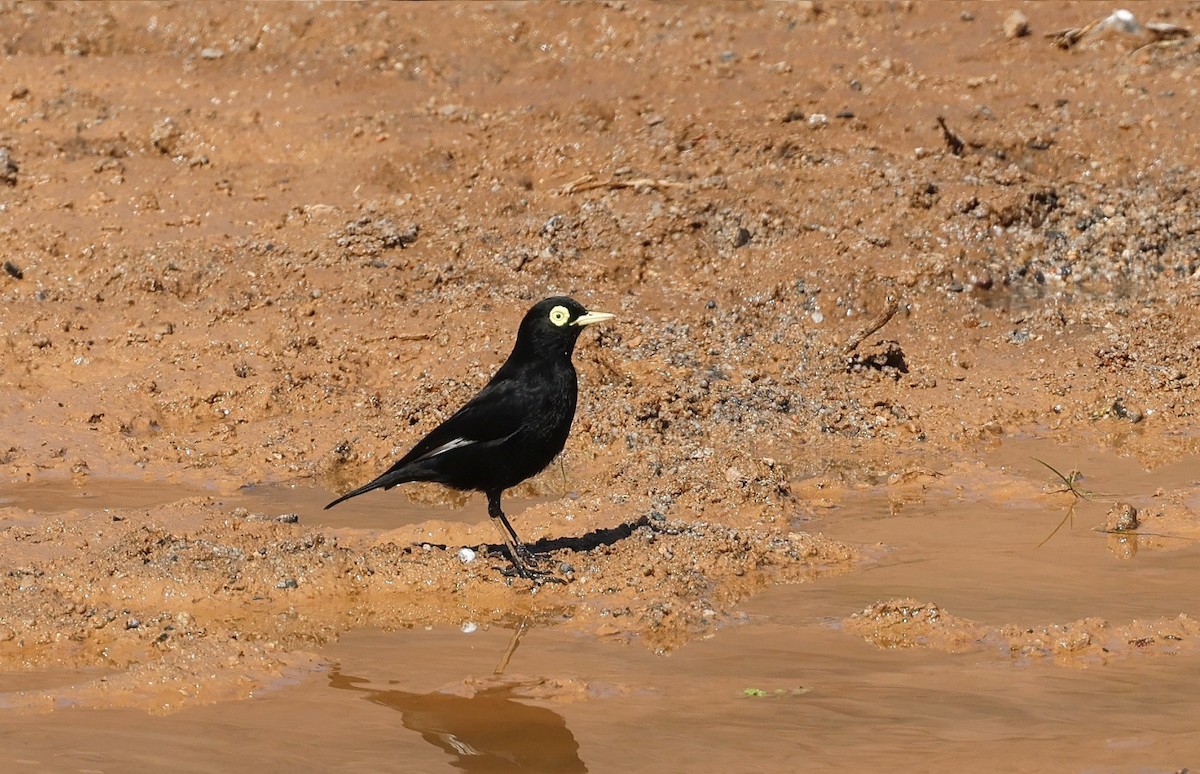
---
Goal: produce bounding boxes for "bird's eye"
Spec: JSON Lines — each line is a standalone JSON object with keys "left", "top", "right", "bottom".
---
{"left": 548, "top": 305, "right": 570, "bottom": 327}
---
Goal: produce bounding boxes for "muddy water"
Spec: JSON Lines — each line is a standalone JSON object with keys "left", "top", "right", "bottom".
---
{"left": 4, "top": 442, "right": 1200, "bottom": 772}
{"left": 239, "top": 481, "right": 550, "bottom": 533}
{"left": 0, "top": 479, "right": 213, "bottom": 515}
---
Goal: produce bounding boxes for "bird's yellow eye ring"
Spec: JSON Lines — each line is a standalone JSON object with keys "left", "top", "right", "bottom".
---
{"left": 548, "top": 305, "right": 570, "bottom": 327}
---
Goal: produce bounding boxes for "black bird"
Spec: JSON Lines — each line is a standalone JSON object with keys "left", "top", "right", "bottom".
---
{"left": 325, "top": 296, "right": 614, "bottom": 580}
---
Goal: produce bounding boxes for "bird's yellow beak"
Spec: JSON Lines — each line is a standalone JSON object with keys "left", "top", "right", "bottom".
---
{"left": 572, "top": 310, "right": 615, "bottom": 327}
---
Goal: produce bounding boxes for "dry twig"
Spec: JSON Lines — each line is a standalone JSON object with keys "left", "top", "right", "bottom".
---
{"left": 559, "top": 173, "right": 689, "bottom": 195}
{"left": 1130, "top": 24, "right": 1194, "bottom": 56}
{"left": 1047, "top": 19, "right": 1103, "bottom": 49}
{"left": 1048, "top": 9, "right": 1190, "bottom": 51}
{"left": 844, "top": 296, "right": 900, "bottom": 354}
{"left": 935, "top": 116, "right": 964, "bottom": 156}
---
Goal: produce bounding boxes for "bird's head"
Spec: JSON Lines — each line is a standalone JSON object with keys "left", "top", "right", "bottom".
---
{"left": 515, "top": 296, "right": 614, "bottom": 358}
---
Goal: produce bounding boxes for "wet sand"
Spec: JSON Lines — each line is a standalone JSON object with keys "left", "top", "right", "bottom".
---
{"left": 3, "top": 2, "right": 1200, "bottom": 771}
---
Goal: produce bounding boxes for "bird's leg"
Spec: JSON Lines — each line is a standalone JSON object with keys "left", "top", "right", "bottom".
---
{"left": 497, "top": 511, "right": 542, "bottom": 566}
{"left": 486, "top": 491, "right": 540, "bottom": 565}
{"left": 486, "top": 491, "right": 563, "bottom": 583}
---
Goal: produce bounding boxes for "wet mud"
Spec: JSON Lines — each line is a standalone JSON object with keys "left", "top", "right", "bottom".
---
{"left": 3, "top": 2, "right": 1200, "bottom": 770}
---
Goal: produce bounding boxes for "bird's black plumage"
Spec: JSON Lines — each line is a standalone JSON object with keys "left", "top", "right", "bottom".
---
{"left": 325, "top": 296, "right": 613, "bottom": 580}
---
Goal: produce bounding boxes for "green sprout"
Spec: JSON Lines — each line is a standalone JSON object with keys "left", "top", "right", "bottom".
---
{"left": 1032, "top": 457, "right": 1095, "bottom": 499}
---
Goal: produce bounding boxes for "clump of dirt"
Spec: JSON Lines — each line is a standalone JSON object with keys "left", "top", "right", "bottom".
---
{"left": 844, "top": 598, "right": 1200, "bottom": 666}
{"left": 0, "top": 496, "right": 856, "bottom": 709}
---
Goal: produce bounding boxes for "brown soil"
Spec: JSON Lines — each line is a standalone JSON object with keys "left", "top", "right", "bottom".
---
{"left": 3, "top": 2, "right": 1200, "bottom": 769}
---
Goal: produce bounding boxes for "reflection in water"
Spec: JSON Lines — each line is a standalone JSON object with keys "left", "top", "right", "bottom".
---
{"left": 330, "top": 669, "right": 586, "bottom": 772}
{"left": 1106, "top": 531, "right": 1138, "bottom": 559}
{"left": 329, "top": 624, "right": 586, "bottom": 772}
{"left": 491, "top": 619, "right": 527, "bottom": 676}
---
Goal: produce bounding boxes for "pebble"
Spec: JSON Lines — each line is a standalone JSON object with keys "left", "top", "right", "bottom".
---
{"left": 0, "top": 147, "right": 17, "bottom": 185}
{"left": 1106, "top": 502, "right": 1139, "bottom": 532}
{"left": 1003, "top": 11, "right": 1030, "bottom": 39}
{"left": 150, "top": 117, "right": 183, "bottom": 156}
{"left": 457, "top": 547, "right": 477, "bottom": 564}
{"left": 1111, "top": 398, "right": 1144, "bottom": 423}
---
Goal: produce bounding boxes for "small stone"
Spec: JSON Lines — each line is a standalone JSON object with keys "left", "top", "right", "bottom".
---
{"left": 1008, "top": 329, "right": 1032, "bottom": 344}
{"left": 200, "top": 47, "right": 224, "bottom": 60}
{"left": 1003, "top": 10, "right": 1030, "bottom": 39}
{"left": 1107, "top": 9, "right": 1140, "bottom": 34}
{"left": 457, "top": 547, "right": 477, "bottom": 564}
{"left": 1111, "top": 398, "right": 1144, "bottom": 424}
{"left": 276, "top": 578, "right": 298, "bottom": 589}
{"left": 1106, "top": 503, "right": 1139, "bottom": 532}
{"left": 0, "top": 147, "right": 17, "bottom": 186}
{"left": 276, "top": 513, "right": 299, "bottom": 524}
{"left": 151, "top": 118, "right": 183, "bottom": 156}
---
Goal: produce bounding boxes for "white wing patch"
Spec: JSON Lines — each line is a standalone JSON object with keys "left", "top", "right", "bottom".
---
{"left": 415, "top": 437, "right": 476, "bottom": 462}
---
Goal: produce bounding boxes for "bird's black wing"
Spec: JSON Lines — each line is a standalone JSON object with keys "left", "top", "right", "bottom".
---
{"left": 396, "top": 376, "right": 527, "bottom": 466}
{"left": 324, "top": 379, "right": 526, "bottom": 509}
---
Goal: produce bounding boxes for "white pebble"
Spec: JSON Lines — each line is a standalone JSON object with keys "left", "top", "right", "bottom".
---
{"left": 457, "top": 547, "right": 477, "bottom": 564}
{"left": 461, "top": 622, "right": 478, "bottom": 634}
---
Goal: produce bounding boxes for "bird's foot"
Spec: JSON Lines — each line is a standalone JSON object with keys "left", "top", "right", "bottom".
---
{"left": 498, "top": 558, "right": 568, "bottom": 585}
{"left": 512, "top": 544, "right": 543, "bottom": 568}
